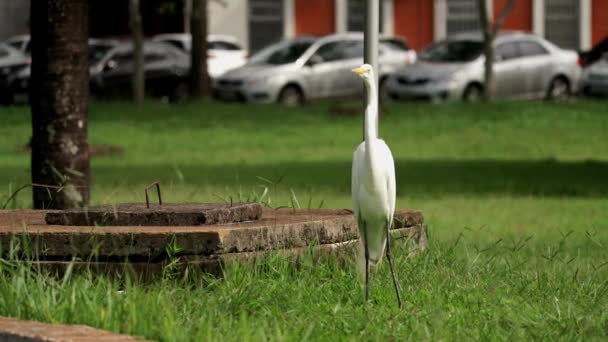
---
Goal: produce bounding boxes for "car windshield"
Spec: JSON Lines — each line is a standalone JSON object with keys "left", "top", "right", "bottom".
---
{"left": 89, "top": 44, "right": 113, "bottom": 64}
{"left": 419, "top": 40, "right": 483, "bottom": 62}
{"left": 248, "top": 39, "right": 314, "bottom": 65}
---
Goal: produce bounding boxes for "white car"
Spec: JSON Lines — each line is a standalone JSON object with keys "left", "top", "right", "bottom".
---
{"left": 212, "top": 33, "right": 417, "bottom": 106}
{"left": 153, "top": 33, "right": 247, "bottom": 78}
{"left": 386, "top": 31, "right": 581, "bottom": 101}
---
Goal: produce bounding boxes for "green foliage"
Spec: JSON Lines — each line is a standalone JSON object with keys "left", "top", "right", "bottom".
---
{"left": 0, "top": 100, "right": 607, "bottom": 340}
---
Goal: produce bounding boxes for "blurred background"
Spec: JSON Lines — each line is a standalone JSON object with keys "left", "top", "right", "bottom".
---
{"left": 1, "top": 0, "right": 607, "bottom": 106}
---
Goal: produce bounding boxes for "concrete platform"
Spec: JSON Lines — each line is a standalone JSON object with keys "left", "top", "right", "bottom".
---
{"left": 0, "top": 208, "right": 427, "bottom": 276}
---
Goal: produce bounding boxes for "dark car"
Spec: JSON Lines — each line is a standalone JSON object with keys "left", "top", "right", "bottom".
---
{"left": 6, "top": 38, "right": 117, "bottom": 104}
{"left": 579, "top": 37, "right": 608, "bottom": 67}
{"left": 91, "top": 41, "right": 190, "bottom": 101}
{"left": 0, "top": 43, "right": 28, "bottom": 104}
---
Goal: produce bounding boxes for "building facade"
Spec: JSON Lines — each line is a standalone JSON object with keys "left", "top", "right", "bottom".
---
{"left": 2, "top": 0, "right": 606, "bottom": 54}
{"left": 243, "top": 0, "right": 608, "bottom": 52}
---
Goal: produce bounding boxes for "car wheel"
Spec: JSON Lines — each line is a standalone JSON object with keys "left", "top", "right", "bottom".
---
{"left": 462, "top": 83, "right": 482, "bottom": 102}
{"left": 546, "top": 77, "right": 570, "bottom": 101}
{"left": 278, "top": 85, "right": 303, "bottom": 107}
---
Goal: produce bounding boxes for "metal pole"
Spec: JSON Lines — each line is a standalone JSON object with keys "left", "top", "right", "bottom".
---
{"left": 364, "top": 0, "right": 380, "bottom": 138}
{"left": 364, "top": 0, "right": 380, "bottom": 87}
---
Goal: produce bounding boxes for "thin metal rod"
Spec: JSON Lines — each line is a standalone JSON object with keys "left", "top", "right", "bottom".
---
{"left": 364, "top": 0, "right": 379, "bottom": 86}
{"left": 145, "top": 181, "right": 162, "bottom": 208}
{"left": 386, "top": 218, "right": 403, "bottom": 308}
{"left": 363, "top": 0, "right": 380, "bottom": 140}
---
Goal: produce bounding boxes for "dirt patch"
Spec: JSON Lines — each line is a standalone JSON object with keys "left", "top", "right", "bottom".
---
{"left": 0, "top": 316, "right": 148, "bottom": 341}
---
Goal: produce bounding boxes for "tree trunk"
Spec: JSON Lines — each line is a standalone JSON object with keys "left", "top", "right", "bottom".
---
{"left": 478, "top": 0, "right": 495, "bottom": 102}
{"left": 478, "top": 0, "right": 516, "bottom": 102}
{"left": 30, "top": 0, "right": 90, "bottom": 209}
{"left": 190, "top": 0, "right": 210, "bottom": 98}
{"left": 129, "top": 0, "right": 145, "bottom": 105}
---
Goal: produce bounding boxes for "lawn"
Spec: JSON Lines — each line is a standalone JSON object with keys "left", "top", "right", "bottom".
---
{"left": 0, "top": 100, "right": 607, "bottom": 340}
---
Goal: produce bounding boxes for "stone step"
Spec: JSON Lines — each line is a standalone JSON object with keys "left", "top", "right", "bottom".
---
{"left": 0, "top": 208, "right": 425, "bottom": 259}
{"left": 29, "top": 225, "right": 427, "bottom": 278}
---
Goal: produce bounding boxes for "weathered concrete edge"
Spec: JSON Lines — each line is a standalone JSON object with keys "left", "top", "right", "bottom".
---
{"left": 216, "top": 210, "right": 426, "bottom": 254}
{"left": 0, "top": 210, "right": 424, "bottom": 258}
{"left": 29, "top": 225, "right": 428, "bottom": 278}
{"left": 44, "top": 202, "right": 264, "bottom": 226}
{"left": 0, "top": 316, "right": 148, "bottom": 341}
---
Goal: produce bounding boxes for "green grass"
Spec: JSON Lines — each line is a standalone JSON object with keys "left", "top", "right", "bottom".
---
{"left": 1, "top": 100, "right": 607, "bottom": 340}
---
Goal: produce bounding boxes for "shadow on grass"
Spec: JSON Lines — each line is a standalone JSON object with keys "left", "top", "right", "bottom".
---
{"left": 4, "top": 158, "right": 607, "bottom": 198}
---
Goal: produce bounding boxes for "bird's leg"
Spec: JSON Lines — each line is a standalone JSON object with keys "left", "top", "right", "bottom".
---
{"left": 385, "top": 219, "right": 403, "bottom": 308}
{"left": 363, "top": 221, "right": 370, "bottom": 303}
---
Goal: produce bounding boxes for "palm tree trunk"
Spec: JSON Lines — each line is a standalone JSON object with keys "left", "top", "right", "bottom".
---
{"left": 190, "top": 0, "right": 210, "bottom": 98}
{"left": 30, "top": 0, "right": 90, "bottom": 209}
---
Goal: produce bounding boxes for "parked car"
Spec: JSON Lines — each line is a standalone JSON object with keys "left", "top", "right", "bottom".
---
{"left": 90, "top": 41, "right": 190, "bottom": 101}
{"left": 6, "top": 39, "right": 118, "bottom": 103}
{"left": 153, "top": 33, "right": 247, "bottom": 78}
{"left": 0, "top": 43, "right": 29, "bottom": 104}
{"left": 212, "top": 33, "right": 417, "bottom": 106}
{"left": 579, "top": 36, "right": 608, "bottom": 67}
{"left": 385, "top": 31, "right": 581, "bottom": 102}
{"left": 580, "top": 52, "right": 608, "bottom": 97}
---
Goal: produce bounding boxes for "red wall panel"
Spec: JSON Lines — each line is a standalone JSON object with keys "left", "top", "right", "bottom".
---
{"left": 493, "top": 0, "right": 532, "bottom": 32}
{"left": 295, "top": 0, "right": 335, "bottom": 36}
{"left": 393, "top": 0, "right": 434, "bottom": 51}
{"left": 592, "top": 0, "right": 608, "bottom": 45}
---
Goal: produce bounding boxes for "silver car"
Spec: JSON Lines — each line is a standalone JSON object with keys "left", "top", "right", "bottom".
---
{"left": 580, "top": 53, "right": 608, "bottom": 97}
{"left": 385, "top": 32, "right": 581, "bottom": 101}
{"left": 0, "top": 42, "right": 29, "bottom": 104}
{"left": 212, "top": 33, "right": 416, "bottom": 105}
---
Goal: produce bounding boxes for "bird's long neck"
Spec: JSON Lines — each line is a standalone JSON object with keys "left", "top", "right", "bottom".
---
{"left": 363, "top": 75, "right": 380, "bottom": 187}
{"left": 364, "top": 77, "right": 378, "bottom": 144}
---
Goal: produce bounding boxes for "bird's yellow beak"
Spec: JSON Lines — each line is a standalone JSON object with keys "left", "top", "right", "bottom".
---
{"left": 352, "top": 67, "right": 365, "bottom": 75}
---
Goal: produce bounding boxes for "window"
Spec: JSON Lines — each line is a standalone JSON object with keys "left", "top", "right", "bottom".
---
{"left": 518, "top": 41, "right": 548, "bottom": 57}
{"left": 89, "top": 44, "right": 113, "bottom": 64}
{"left": 315, "top": 41, "right": 356, "bottom": 62}
{"left": 419, "top": 40, "right": 483, "bottom": 62}
{"left": 249, "top": 39, "right": 313, "bottom": 65}
{"left": 7, "top": 41, "right": 21, "bottom": 51}
{"left": 208, "top": 41, "right": 241, "bottom": 51}
{"left": 0, "top": 47, "right": 9, "bottom": 58}
{"left": 495, "top": 42, "right": 520, "bottom": 61}
{"left": 111, "top": 52, "right": 134, "bottom": 67}
{"left": 162, "top": 39, "right": 186, "bottom": 51}
{"left": 381, "top": 38, "right": 411, "bottom": 51}
{"left": 342, "top": 41, "right": 364, "bottom": 59}
{"left": 144, "top": 51, "right": 166, "bottom": 63}
{"left": 347, "top": 0, "right": 385, "bottom": 33}
{"left": 446, "top": 0, "right": 481, "bottom": 36}
{"left": 545, "top": 0, "right": 579, "bottom": 49}
{"left": 248, "top": 0, "right": 283, "bottom": 53}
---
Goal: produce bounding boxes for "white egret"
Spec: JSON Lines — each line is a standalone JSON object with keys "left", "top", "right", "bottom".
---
{"left": 351, "top": 64, "right": 402, "bottom": 307}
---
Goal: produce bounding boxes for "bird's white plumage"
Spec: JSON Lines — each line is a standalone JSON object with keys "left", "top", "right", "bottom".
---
{"left": 352, "top": 138, "right": 396, "bottom": 264}
{"left": 351, "top": 63, "right": 402, "bottom": 306}
{"left": 350, "top": 63, "right": 397, "bottom": 265}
